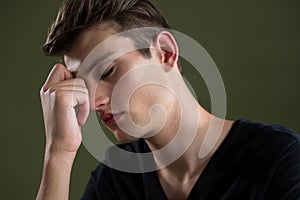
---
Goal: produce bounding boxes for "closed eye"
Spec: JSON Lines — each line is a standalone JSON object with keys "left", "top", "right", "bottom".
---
{"left": 100, "top": 66, "right": 115, "bottom": 80}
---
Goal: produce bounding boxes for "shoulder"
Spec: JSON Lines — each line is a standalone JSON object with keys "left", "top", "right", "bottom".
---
{"left": 225, "top": 119, "right": 300, "bottom": 169}
{"left": 221, "top": 119, "right": 300, "bottom": 198}
{"left": 240, "top": 121, "right": 300, "bottom": 199}
{"left": 234, "top": 118, "right": 300, "bottom": 149}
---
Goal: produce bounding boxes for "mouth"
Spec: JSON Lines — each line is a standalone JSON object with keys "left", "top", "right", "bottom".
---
{"left": 101, "top": 112, "right": 123, "bottom": 126}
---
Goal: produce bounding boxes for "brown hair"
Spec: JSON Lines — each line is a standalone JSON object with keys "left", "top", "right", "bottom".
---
{"left": 43, "top": 0, "right": 171, "bottom": 58}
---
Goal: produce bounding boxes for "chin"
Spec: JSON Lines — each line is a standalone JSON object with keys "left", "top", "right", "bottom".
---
{"left": 113, "top": 129, "right": 137, "bottom": 144}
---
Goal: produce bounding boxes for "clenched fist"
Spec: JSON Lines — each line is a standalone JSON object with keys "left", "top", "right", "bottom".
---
{"left": 40, "top": 64, "right": 89, "bottom": 154}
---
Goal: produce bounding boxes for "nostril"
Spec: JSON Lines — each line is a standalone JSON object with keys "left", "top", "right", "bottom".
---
{"left": 93, "top": 95, "right": 110, "bottom": 110}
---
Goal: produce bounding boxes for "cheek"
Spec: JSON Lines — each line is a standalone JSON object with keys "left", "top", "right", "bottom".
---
{"left": 128, "top": 86, "right": 155, "bottom": 125}
{"left": 130, "top": 85, "right": 178, "bottom": 119}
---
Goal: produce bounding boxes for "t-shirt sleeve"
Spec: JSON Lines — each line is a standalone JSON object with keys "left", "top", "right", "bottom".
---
{"left": 265, "top": 139, "right": 300, "bottom": 200}
{"left": 81, "top": 164, "right": 118, "bottom": 200}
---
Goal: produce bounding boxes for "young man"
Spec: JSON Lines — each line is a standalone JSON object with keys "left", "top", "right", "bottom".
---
{"left": 37, "top": 0, "right": 300, "bottom": 199}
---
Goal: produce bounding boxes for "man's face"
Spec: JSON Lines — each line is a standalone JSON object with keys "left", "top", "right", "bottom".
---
{"left": 64, "top": 27, "right": 178, "bottom": 143}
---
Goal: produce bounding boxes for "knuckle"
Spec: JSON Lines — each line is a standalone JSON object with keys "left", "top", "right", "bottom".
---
{"left": 53, "top": 63, "right": 64, "bottom": 71}
{"left": 40, "top": 86, "right": 45, "bottom": 95}
{"left": 55, "top": 90, "right": 72, "bottom": 104}
{"left": 40, "top": 84, "right": 50, "bottom": 95}
{"left": 55, "top": 90, "right": 68, "bottom": 99}
{"left": 47, "top": 86, "right": 57, "bottom": 94}
{"left": 75, "top": 78, "right": 86, "bottom": 86}
{"left": 41, "top": 80, "right": 60, "bottom": 93}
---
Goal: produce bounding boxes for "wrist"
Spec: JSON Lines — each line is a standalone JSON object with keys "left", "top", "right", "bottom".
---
{"left": 44, "top": 146, "right": 77, "bottom": 164}
{"left": 38, "top": 146, "right": 76, "bottom": 200}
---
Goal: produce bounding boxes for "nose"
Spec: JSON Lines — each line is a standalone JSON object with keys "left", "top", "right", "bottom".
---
{"left": 90, "top": 94, "right": 110, "bottom": 111}
{"left": 88, "top": 80, "right": 112, "bottom": 111}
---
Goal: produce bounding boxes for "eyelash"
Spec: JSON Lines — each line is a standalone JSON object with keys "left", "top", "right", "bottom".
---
{"left": 100, "top": 66, "right": 115, "bottom": 80}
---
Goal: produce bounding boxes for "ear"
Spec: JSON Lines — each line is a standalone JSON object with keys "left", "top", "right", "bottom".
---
{"left": 155, "top": 31, "right": 179, "bottom": 71}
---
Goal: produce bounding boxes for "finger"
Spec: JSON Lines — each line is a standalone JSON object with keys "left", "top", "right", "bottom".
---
{"left": 77, "top": 100, "right": 90, "bottom": 126}
{"left": 48, "top": 86, "right": 88, "bottom": 94}
{"left": 72, "top": 91, "right": 90, "bottom": 126}
{"left": 42, "top": 64, "right": 74, "bottom": 91}
{"left": 50, "top": 78, "right": 86, "bottom": 87}
{"left": 47, "top": 79, "right": 88, "bottom": 93}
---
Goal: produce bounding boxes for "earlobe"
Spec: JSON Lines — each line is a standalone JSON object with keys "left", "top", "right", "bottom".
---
{"left": 155, "top": 31, "right": 179, "bottom": 71}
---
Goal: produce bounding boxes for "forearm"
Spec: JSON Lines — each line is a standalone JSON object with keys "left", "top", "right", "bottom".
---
{"left": 36, "top": 150, "right": 76, "bottom": 200}
{"left": 37, "top": 64, "right": 89, "bottom": 199}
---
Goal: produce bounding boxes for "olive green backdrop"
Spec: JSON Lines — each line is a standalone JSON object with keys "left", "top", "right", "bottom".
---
{"left": 0, "top": 0, "right": 299, "bottom": 199}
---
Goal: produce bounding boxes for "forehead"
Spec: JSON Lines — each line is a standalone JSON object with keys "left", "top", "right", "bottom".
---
{"left": 64, "top": 27, "right": 135, "bottom": 72}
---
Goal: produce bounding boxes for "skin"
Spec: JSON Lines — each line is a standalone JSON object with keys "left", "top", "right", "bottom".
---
{"left": 37, "top": 26, "right": 234, "bottom": 200}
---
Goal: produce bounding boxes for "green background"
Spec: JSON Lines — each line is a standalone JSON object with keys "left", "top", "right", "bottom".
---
{"left": 0, "top": 0, "right": 299, "bottom": 199}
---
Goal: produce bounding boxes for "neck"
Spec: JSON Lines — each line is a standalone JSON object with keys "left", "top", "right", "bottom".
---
{"left": 145, "top": 81, "right": 234, "bottom": 178}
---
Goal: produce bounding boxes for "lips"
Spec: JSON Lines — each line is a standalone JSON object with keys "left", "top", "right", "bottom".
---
{"left": 100, "top": 112, "right": 123, "bottom": 126}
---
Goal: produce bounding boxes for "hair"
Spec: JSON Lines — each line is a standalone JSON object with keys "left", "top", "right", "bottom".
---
{"left": 43, "top": 0, "right": 171, "bottom": 58}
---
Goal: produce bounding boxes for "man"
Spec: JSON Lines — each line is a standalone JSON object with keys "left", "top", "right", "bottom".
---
{"left": 36, "top": 0, "right": 300, "bottom": 199}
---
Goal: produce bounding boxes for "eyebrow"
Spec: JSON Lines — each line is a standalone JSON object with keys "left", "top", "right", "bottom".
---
{"left": 82, "top": 51, "right": 115, "bottom": 75}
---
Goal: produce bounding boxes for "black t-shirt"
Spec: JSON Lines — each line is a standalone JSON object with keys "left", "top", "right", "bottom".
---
{"left": 81, "top": 119, "right": 300, "bottom": 199}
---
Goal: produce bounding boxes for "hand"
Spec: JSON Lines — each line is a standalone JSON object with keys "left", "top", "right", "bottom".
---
{"left": 40, "top": 64, "right": 89, "bottom": 154}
